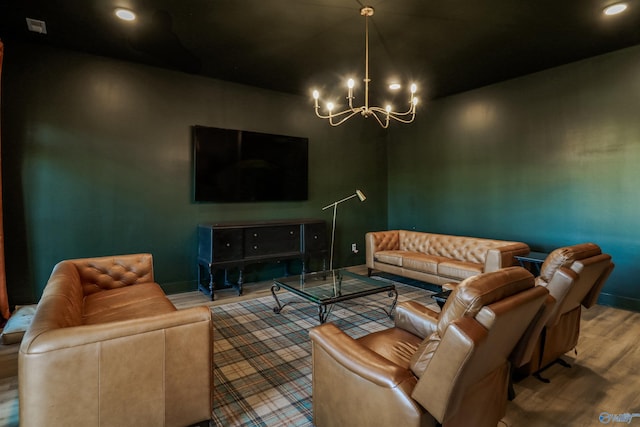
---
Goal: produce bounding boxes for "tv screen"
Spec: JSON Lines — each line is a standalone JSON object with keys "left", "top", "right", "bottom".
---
{"left": 193, "top": 125, "right": 309, "bottom": 202}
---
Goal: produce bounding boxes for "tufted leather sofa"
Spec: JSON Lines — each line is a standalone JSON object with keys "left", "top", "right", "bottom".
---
{"left": 366, "top": 230, "right": 530, "bottom": 286}
{"left": 19, "top": 253, "right": 212, "bottom": 427}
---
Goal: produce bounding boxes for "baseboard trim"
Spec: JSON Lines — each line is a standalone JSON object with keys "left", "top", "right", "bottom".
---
{"left": 597, "top": 292, "right": 640, "bottom": 313}
{"left": 160, "top": 280, "right": 197, "bottom": 295}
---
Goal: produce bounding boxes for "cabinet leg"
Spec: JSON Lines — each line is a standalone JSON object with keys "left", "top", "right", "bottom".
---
{"left": 237, "top": 268, "right": 244, "bottom": 296}
{"left": 197, "top": 263, "right": 215, "bottom": 301}
{"left": 208, "top": 269, "right": 215, "bottom": 301}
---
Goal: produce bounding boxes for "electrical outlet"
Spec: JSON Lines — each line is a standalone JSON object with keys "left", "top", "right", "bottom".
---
{"left": 351, "top": 243, "right": 358, "bottom": 253}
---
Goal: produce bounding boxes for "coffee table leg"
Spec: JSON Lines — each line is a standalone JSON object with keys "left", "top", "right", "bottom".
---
{"left": 386, "top": 288, "right": 399, "bottom": 318}
{"left": 271, "top": 283, "right": 287, "bottom": 314}
{"left": 318, "top": 304, "right": 332, "bottom": 324}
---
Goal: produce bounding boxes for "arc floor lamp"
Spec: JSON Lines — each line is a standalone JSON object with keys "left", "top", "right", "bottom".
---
{"left": 322, "top": 190, "right": 367, "bottom": 270}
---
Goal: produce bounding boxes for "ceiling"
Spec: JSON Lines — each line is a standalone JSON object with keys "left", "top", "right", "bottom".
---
{"left": 1, "top": 0, "right": 640, "bottom": 102}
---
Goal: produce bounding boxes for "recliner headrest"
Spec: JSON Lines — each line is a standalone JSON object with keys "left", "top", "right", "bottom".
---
{"left": 539, "top": 243, "right": 601, "bottom": 283}
{"left": 438, "top": 267, "right": 534, "bottom": 336}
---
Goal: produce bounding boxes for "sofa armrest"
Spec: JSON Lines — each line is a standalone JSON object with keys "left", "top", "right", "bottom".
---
{"left": 394, "top": 301, "right": 439, "bottom": 339}
{"left": 21, "top": 306, "right": 210, "bottom": 353}
{"left": 19, "top": 306, "right": 212, "bottom": 427}
{"left": 365, "top": 231, "right": 400, "bottom": 268}
{"left": 484, "top": 243, "right": 530, "bottom": 272}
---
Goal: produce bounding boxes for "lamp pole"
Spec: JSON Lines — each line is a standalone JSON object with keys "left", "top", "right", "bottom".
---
{"left": 321, "top": 190, "right": 366, "bottom": 271}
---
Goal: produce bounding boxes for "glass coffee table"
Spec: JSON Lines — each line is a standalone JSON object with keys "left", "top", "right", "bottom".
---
{"left": 271, "top": 269, "right": 398, "bottom": 324}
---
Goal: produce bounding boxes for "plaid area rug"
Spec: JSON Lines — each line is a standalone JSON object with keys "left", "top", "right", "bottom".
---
{"left": 212, "top": 279, "right": 436, "bottom": 426}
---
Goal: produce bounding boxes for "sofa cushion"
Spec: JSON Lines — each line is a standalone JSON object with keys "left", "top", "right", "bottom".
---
{"left": 402, "top": 253, "right": 447, "bottom": 274}
{"left": 83, "top": 282, "right": 176, "bottom": 325}
{"left": 374, "top": 250, "right": 406, "bottom": 267}
{"left": 438, "top": 260, "right": 483, "bottom": 280}
{"left": 1, "top": 305, "right": 37, "bottom": 345}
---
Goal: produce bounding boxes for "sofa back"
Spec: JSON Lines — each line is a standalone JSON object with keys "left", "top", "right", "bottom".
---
{"left": 399, "top": 231, "right": 523, "bottom": 265}
{"left": 68, "top": 253, "right": 155, "bottom": 296}
{"left": 21, "top": 253, "right": 157, "bottom": 349}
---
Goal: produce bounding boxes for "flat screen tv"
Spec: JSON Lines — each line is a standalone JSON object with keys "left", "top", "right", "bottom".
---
{"left": 193, "top": 125, "right": 309, "bottom": 202}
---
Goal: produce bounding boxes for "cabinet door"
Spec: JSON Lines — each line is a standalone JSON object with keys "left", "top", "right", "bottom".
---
{"left": 244, "top": 225, "right": 301, "bottom": 257}
{"left": 304, "top": 222, "right": 327, "bottom": 253}
{"left": 211, "top": 229, "right": 243, "bottom": 262}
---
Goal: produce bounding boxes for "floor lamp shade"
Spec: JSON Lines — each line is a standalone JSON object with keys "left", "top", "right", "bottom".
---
{"left": 322, "top": 190, "right": 367, "bottom": 270}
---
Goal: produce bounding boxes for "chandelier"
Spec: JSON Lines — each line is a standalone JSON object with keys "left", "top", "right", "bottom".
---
{"left": 312, "top": 6, "right": 418, "bottom": 128}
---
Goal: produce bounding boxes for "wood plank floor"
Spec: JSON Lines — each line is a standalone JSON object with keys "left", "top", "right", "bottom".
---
{"left": 1, "top": 269, "right": 638, "bottom": 426}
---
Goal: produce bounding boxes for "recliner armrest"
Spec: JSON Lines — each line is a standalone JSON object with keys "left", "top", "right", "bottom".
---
{"left": 394, "top": 301, "right": 439, "bottom": 339}
{"left": 309, "top": 322, "right": 414, "bottom": 388}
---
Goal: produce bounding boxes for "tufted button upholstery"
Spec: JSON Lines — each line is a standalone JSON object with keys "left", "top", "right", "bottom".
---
{"left": 70, "top": 253, "right": 155, "bottom": 295}
{"left": 366, "top": 230, "right": 530, "bottom": 286}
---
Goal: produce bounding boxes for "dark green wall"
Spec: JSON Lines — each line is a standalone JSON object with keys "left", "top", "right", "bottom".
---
{"left": 1, "top": 42, "right": 388, "bottom": 304}
{"left": 4, "top": 41, "right": 640, "bottom": 311}
{"left": 388, "top": 45, "right": 640, "bottom": 310}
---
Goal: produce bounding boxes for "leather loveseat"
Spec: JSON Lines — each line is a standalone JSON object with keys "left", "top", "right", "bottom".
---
{"left": 366, "top": 230, "right": 530, "bottom": 286}
{"left": 19, "top": 253, "right": 212, "bottom": 427}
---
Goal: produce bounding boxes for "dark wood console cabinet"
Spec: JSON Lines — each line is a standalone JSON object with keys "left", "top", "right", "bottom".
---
{"left": 197, "top": 219, "right": 327, "bottom": 300}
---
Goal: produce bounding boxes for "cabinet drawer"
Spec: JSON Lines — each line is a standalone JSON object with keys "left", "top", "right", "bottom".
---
{"left": 211, "top": 229, "right": 243, "bottom": 261}
{"left": 304, "top": 222, "right": 327, "bottom": 253}
{"left": 244, "top": 225, "right": 301, "bottom": 257}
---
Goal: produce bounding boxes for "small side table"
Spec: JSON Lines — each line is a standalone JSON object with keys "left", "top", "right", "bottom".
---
{"left": 432, "top": 289, "right": 452, "bottom": 309}
{"left": 514, "top": 251, "right": 548, "bottom": 276}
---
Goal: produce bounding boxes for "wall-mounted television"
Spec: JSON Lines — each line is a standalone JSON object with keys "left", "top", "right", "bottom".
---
{"left": 193, "top": 125, "right": 309, "bottom": 202}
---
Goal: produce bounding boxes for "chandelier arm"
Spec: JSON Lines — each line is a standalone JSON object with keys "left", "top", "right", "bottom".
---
{"left": 368, "top": 105, "right": 415, "bottom": 117}
{"left": 387, "top": 112, "right": 417, "bottom": 124}
{"left": 367, "top": 106, "right": 416, "bottom": 124}
{"left": 368, "top": 110, "right": 390, "bottom": 129}
{"left": 329, "top": 110, "right": 363, "bottom": 126}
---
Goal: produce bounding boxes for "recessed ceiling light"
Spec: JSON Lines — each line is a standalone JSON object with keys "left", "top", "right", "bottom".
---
{"left": 604, "top": 3, "right": 627, "bottom": 15}
{"left": 115, "top": 8, "right": 136, "bottom": 21}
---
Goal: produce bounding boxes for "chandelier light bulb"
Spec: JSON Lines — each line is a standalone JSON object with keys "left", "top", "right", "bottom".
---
{"left": 326, "top": 102, "right": 334, "bottom": 111}
{"left": 347, "top": 79, "right": 355, "bottom": 88}
{"left": 411, "top": 83, "right": 417, "bottom": 93}
{"left": 385, "top": 105, "right": 392, "bottom": 113}
{"left": 389, "top": 83, "right": 401, "bottom": 90}
{"left": 413, "top": 98, "right": 419, "bottom": 106}
{"left": 313, "top": 90, "right": 320, "bottom": 99}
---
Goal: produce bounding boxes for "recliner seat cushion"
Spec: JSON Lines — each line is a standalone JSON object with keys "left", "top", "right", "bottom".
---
{"left": 357, "top": 328, "right": 423, "bottom": 369}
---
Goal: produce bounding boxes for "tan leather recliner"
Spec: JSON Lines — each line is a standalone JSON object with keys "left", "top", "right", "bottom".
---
{"left": 515, "top": 242, "right": 614, "bottom": 378}
{"left": 309, "top": 267, "right": 549, "bottom": 427}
